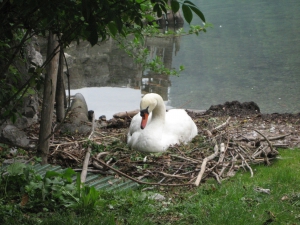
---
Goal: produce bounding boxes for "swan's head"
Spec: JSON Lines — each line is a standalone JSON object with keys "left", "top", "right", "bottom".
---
{"left": 139, "top": 94, "right": 158, "bottom": 129}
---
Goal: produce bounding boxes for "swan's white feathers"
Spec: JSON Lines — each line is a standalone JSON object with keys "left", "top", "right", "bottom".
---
{"left": 127, "top": 93, "right": 198, "bottom": 153}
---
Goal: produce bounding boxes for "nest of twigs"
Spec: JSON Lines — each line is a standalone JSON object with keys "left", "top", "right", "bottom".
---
{"left": 45, "top": 109, "right": 300, "bottom": 187}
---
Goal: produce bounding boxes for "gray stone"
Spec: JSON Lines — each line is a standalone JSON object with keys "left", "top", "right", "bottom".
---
{"left": 148, "top": 193, "right": 166, "bottom": 201}
{"left": 27, "top": 36, "right": 43, "bottom": 67}
{"left": 70, "top": 93, "right": 89, "bottom": 120}
{"left": 13, "top": 116, "right": 30, "bottom": 130}
{"left": 2, "top": 125, "right": 30, "bottom": 147}
{"left": 22, "top": 95, "right": 39, "bottom": 118}
{"left": 60, "top": 93, "right": 91, "bottom": 135}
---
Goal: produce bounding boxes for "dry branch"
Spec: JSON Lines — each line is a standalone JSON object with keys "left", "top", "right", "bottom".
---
{"left": 238, "top": 152, "right": 253, "bottom": 177}
{"left": 113, "top": 109, "right": 139, "bottom": 118}
{"left": 92, "top": 152, "right": 109, "bottom": 170}
{"left": 212, "top": 117, "right": 231, "bottom": 133}
{"left": 80, "top": 113, "right": 95, "bottom": 183}
{"left": 254, "top": 129, "right": 279, "bottom": 165}
{"left": 92, "top": 157, "right": 194, "bottom": 187}
{"left": 234, "top": 133, "right": 291, "bottom": 142}
{"left": 218, "top": 143, "right": 226, "bottom": 163}
{"left": 195, "top": 144, "right": 219, "bottom": 186}
{"left": 159, "top": 172, "right": 189, "bottom": 179}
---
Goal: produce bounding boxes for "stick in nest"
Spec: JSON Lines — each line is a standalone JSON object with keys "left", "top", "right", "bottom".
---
{"left": 254, "top": 129, "right": 275, "bottom": 165}
{"left": 212, "top": 117, "right": 231, "bottom": 133}
{"left": 194, "top": 144, "right": 219, "bottom": 186}
{"left": 80, "top": 113, "right": 95, "bottom": 184}
{"left": 254, "top": 129, "right": 274, "bottom": 152}
{"left": 238, "top": 152, "right": 253, "bottom": 177}
{"left": 92, "top": 157, "right": 195, "bottom": 187}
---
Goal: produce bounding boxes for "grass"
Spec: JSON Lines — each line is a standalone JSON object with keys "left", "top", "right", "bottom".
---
{"left": 2, "top": 148, "right": 300, "bottom": 225}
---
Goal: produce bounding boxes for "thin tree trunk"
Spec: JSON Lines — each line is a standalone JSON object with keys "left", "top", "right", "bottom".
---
{"left": 37, "top": 31, "right": 60, "bottom": 164}
{"left": 55, "top": 47, "right": 66, "bottom": 122}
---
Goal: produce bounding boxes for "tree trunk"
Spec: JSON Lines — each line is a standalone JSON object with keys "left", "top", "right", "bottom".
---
{"left": 55, "top": 47, "right": 66, "bottom": 122}
{"left": 37, "top": 31, "right": 60, "bottom": 164}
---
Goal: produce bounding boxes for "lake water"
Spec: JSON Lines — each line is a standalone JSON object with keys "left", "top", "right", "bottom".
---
{"left": 66, "top": 0, "right": 300, "bottom": 119}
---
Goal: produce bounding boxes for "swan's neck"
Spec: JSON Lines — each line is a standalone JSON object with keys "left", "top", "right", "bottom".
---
{"left": 151, "top": 96, "right": 166, "bottom": 122}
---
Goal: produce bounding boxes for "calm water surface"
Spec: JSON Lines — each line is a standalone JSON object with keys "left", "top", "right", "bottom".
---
{"left": 66, "top": 0, "right": 300, "bottom": 119}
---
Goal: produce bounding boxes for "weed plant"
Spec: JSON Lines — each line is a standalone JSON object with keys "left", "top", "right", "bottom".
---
{"left": 0, "top": 149, "right": 300, "bottom": 224}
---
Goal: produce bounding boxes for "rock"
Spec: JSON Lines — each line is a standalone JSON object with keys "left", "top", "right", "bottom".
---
{"left": 69, "top": 93, "right": 89, "bottom": 123}
{"left": 1, "top": 125, "right": 29, "bottom": 148}
{"left": 7, "top": 114, "right": 38, "bottom": 130}
{"left": 60, "top": 93, "right": 91, "bottom": 135}
{"left": 2, "top": 95, "right": 39, "bottom": 130}
{"left": 27, "top": 36, "right": 43, "bottom": 67}
{"left": 22, "top": 95, "right": 39, "bottom": 118}
{"left": 148, "top": 193, "right": 166, "bottom": 201}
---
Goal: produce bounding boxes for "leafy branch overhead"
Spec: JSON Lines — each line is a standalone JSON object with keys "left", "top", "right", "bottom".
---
{"left": 81, "top": 0, "right": 206, "bottom": 45}
{"left": 0, "top": 0, "right": 205, "bottom": 73}
{"left": 0, "top": 0, "right": 205, "bottom": 75}
{"left": 0, "top": 0, "right": 206, "bottom": 127}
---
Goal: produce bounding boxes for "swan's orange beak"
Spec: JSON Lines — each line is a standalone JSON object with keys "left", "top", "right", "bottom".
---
{"left": 141, "top": 113, "right": 149, "bottom": 129}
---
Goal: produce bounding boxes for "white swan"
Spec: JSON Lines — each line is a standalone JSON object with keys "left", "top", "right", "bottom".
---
{"left": 127, "top": 93, "right": 198, "bottom": 153}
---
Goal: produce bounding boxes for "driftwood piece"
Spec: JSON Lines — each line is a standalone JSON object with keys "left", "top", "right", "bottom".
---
{"left": 80, "top": 113, "right": 95, "bottom": 183}
{"left": 254, "top": 187, "right": 270, "bottom": 194}
{"left": 195, "top": 144, "right": 219, "bottom": 186}
{"left": 92, "top": 152, "right": 109, "bottom": 170}
{"left": 159, "top": 171, "right": 189, "bottom": 179}
{"left": 170, "top": 154, "right": 201, "bottom": 164}
{"left": 212, "top": 171, "right": 221, "bottom": 184}
{"left": 212, "top": 117, "right": 231, "bottom": 133}
{"left": 218, "top": 143, "right": 226, "bottom": 163}
{"left": 254, "top": 129, "right": 274, "bottom": 152}
{"left": 238, "top": 152, "right": 253, "bottom": 177}
{"left": 218, "top": 162, "right": 229, "bottom": 178}
{"left": 234, "top": 133, "right": 291, "bottom": 142}
{"left": 113, "top": 109, "right": 139, "bottom": 119}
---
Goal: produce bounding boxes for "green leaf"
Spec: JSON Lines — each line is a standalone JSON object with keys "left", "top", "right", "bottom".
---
{"left": 153, "top": 4, "right": 162, "bottom": 18}
{"left": 171, "top": 0, "right": 180, "bottom": 13}
{"left": 189, "top": 5, "right": 205, "bottom": 22}
{"left": 6, "top": 162, "right": 27, "bottom": 176}
{"left": 182, "top": 4, "right": 193, "bottom": 24}
{"left": 61, "top": 168, "right": 76, "bottom": 183}
{"left": 114, "top": 17, "right": 123, "bottom": 32}
{"left": 160, "top": 4, "right": 167, "bottom": 15}
{"left": 183, "top": 0, "right": 197, "bottom": 7}
{"left": 107, "top": 22, "right": 117, "bottom": 37}
{"left": 45, "top": 170, "right": 60, "bottom": 179}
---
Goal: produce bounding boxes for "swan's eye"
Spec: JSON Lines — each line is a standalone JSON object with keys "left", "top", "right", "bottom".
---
{"left": 140, "top": 107, "right": 149, "bottom": 117}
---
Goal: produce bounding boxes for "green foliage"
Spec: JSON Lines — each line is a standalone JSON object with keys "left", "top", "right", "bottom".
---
{"left": 0, "top": 162, "right": 101, "bottom": 223}
{"left": 1, "top": 150, "right": 300, "bottom": 224}
{"left": 182, "top": 0, "right": 206, "bottom": 24}
{"left": 118, "top": 36, "right": 185, "bottom": 76}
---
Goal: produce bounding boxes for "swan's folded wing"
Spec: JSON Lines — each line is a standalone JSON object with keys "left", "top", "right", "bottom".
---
{"left": 165, "top": 109, "right": 198, "bottom": 143}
